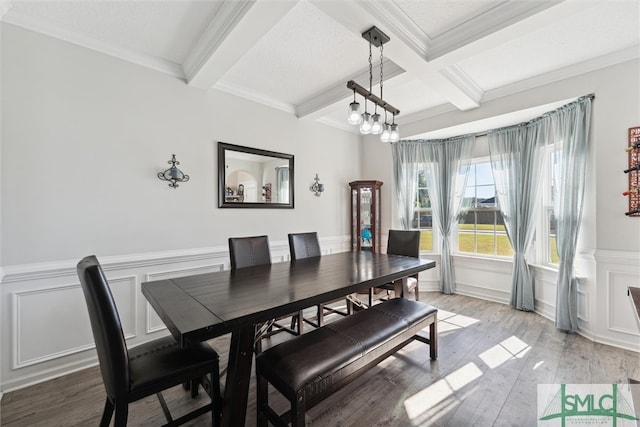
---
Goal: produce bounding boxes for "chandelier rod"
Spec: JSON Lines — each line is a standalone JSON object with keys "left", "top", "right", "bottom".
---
{"left": 346, "top": 80, "right": 400, "bottom": 116}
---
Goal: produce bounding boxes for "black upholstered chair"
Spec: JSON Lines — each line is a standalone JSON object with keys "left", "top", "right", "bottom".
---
{"left": 288, "top": 232, "right": 352, "bottom": 327}
{"left": 77, "top": 255, "right": 221, "bottom": 427}
{"left": 368, "top": 230, "right": 421, "bottom": 306}
{"left": 228, "top": 236, "right": 304, "bottom": 348}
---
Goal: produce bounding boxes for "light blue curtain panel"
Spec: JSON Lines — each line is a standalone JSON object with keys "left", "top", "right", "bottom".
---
{"left": 552, "top": 96, "right": 593, "bottom": 332}
{"left": 419, "top": 136, "right": 474, "bottom": 294}
{"left": 489, "top": 119, "right": 549, "bottom": 311}
{"left": 391, "top": 141, "right": 420, "bottom": 230}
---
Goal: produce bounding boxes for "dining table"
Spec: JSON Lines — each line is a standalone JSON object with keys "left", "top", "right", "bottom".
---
{"left": 141, "top": 250, "right": 436, "bottom": 427}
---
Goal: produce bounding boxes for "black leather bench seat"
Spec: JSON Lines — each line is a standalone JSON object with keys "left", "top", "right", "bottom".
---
{"left": 256, "top": 298, "right": 438, "bottom": 426}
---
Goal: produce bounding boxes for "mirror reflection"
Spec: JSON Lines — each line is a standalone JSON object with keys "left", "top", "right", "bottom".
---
{"left": 218, "top": 142, "right": 294, "bottom": 208}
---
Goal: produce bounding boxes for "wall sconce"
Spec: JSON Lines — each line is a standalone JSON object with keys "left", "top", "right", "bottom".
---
{"left": 310, "top": 173, "right": 324, "bottom": 197}
{"left": 157, "top": 154, "right": 190, "bottom": 189}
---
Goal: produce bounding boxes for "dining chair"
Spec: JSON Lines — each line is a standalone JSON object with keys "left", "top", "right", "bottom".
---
{"left": 288, "top": 232, "right": 352, "bottom": 328}
{"left": 77, "top": 255, "right": 221, "bottom": 427}
{"left": 368, "top": 229, "right": 421, "bottom": 306}
{"left": 228, "top": 235, "right": 304, "bottom": 350}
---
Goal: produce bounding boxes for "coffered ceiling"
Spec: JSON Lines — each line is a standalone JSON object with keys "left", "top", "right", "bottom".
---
{"left": 2, "top": 0, "right": 638, "bottom": 137}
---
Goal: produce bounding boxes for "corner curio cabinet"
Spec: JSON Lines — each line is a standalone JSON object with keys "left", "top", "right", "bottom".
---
{"left": 349, "top": 180, "right": 382, "bottom": 252}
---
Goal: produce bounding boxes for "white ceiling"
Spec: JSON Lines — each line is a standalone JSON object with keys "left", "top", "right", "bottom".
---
{"left": 2, "top": 0, "right": 639, "bottom": 138}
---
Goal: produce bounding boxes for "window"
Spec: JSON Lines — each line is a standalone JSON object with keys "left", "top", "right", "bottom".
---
{"left": 458, "top": 161, "right": 513, "bottom": 257}
{"left": 544, "top": 147, "right": 560, "bottom": 265}
{"left": 414, "top": 168, "right": 433, "bottom": 251}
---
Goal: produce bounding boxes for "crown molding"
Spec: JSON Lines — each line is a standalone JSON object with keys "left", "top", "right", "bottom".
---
{"left": 213, "top": 80, "right": 296, "bottom": 115}
{"left": 2, "top": 10, "right": 185, "bottom": 79}
{"left": 401, "top": 45, "right": 639, "bottom": 132}
{"left": 439, "top": 64, "right": 484, "bottom": 105}
{"left": 483, "top": 45, "right": 640, "bottom": 103}
{"left": 358, "top": 0, "right": 429, "bottom": 58}
{"left": 182, "top": 0, "right": 254, "bottom": 83}
{"left": 428, "top": 0, "right": 562, "bottom": 60}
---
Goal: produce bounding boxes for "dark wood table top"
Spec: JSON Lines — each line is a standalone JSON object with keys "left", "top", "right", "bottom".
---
{"left": 142, "top": 251, "right": 435, "bottom": 345}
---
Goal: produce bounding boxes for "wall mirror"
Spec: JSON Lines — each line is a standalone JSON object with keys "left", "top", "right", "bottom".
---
{"left": 218, "top": 142, "right": 294, "bottom": 209}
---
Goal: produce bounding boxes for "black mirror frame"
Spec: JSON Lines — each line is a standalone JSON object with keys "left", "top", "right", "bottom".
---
{"left": 218, "top": 142, "right": 295, "bottom": 209}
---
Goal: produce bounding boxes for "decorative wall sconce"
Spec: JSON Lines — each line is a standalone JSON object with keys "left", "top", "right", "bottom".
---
{"left": 310, "top": 174, "right": 324, "bottom": 197}
{"left": 157, "top": 154, "right": 190, "bottom": 189}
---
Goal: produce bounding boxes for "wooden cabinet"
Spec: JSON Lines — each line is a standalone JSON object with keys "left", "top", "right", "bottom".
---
{"left": 349, "top": 180, "right": 382, "bottom": 252}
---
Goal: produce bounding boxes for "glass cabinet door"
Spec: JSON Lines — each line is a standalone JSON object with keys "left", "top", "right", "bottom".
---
{"left": 349, "top": 181, "right": 382, "bottom": 252}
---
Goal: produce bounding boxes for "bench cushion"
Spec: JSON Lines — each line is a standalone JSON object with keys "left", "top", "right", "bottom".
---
{"left": 256, "top": 298, "right": 437, "bottom": 404}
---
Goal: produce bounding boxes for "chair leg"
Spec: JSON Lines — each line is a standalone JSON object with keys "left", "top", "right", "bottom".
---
{"left": 414, "top": 281, "right": 420, "bottom": 301}
{"left": 99, "top": 398, "right": 114, "bottom": 427}
{"left": 317, "top": 304, "right": 324, "bottom": 327}
{"left": 291, "top": 393, "right": 306, "bottom": 427}
{"left": 211, "top": 371, "right": 222, "bottom": 427}
{"left": 256, "top": 373, "right": 269, "bottom": 427}
{"left": 191, "top": 378, "right": 199, "bottom": 398}
{"left": 113, "top": 401, "right": 129, "bottom": 427}
{"left": 430, "top": 316, "right": 438, "bottom": 360}
{"left": 368, "top": 288, "right": 374, "bottom": 307}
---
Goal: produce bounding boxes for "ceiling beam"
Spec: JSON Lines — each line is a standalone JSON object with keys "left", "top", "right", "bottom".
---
{"left": 184, "top": 0, "right": 297, "bottom": 90}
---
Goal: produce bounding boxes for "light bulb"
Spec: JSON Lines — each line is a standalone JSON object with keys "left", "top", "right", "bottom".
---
{"left": 347, "top": 102, "right": 362, "bottom": 125}
{"left": 380, "top": 123, "right": 391, "bottom": 143}
{"left": 360, "top": 112, "right": 373, "bottom": 134}
{"left": 371, "top": 113, "right": 382, "bottom": 135}
{"left": 389, "top": 123, "right": 400, "bottom": 142}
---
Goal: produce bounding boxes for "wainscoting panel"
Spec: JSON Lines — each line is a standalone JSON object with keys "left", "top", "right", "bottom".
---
{"left": 607, "top": 271, "right": 640, "bottom": 335}
{"left": 11, "top": 275, "right": 136, "bottom": 369}
{"left": 594, "top": 250, "right": 640, "bottom": 352}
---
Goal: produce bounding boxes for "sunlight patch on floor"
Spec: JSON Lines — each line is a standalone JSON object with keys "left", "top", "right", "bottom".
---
{"left": 404, "top": 362, "right": 483, "bottom": 420}
{"left": 479, "top": 335, "right": 531, "bottom": 369}
{"left": 437, "top": 310, "right": 480, "bottom": 333}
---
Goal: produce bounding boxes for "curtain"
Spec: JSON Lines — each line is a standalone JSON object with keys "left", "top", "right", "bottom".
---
{"left": 391, "top": 141, "right": 420, "bottom": 229}
{"left": 489, "top": 120, "right": 549, "bottom": 311}
{"left": 552, "top": 96, "right": 593, "bottom": 332}
{"left": 418, "top": 136, "right": 475, "bottom": 294}
{"left": 275, "top": 166, "right": 289, "bottom": 203}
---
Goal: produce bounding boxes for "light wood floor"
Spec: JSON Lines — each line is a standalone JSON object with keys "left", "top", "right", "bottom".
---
{"left": 2, "top": 292, "right": 639, "bottom": 426}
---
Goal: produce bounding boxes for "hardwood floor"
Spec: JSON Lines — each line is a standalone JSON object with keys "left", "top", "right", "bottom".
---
{"left": 2, "top": 292, "right": 639, "bottom": 426}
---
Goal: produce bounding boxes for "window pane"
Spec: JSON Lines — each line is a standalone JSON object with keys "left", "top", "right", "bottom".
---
{"left": 414, "top": 166, "right": 433, "bottom": 252}
{"left": 475, "top": 162, "right": 493, "bottom": 185}
{"left": 417, "top": 189, "right": 430, "bottom": 208}
{"left": 548, "top": 210, "right": 559, "bottom": 264}
{"left": 459, "top": 161, "right": 512, "bottom": 257}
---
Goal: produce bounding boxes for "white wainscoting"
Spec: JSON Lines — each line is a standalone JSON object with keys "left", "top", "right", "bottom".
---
{"left": 1, "top": 242, "right": 637, "bottom": 392}
{"left": 0, "top": 236, "right": 350, "bottom": 392}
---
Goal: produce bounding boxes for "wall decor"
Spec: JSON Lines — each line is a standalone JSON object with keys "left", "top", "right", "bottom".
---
{"left": 157, "top": 154, "right": 189, "bottom": 189}
{"left": 624, "top": 126, "right": 640, "bottom": 216}
{"left": 218, "top": 142, "right": 294, "bottom": 209}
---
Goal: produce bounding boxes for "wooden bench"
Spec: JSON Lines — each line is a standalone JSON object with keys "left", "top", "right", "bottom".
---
{"left": 255, "top": 298, "right": 438, "bottom": 426}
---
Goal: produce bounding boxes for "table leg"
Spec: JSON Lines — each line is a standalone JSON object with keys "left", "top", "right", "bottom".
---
{"left": 221, "top": 324, "right": 255, "bottom": 427}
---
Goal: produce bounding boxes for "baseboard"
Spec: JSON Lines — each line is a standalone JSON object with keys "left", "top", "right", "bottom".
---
{"left": 456, "top": 281, "right": 511, "bottom": 305}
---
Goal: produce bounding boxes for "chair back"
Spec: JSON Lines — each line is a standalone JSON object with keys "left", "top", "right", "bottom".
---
{"left": 229, "top": 235, "right": 271, "bottom": 269}
{"left": 387, "top": 230, "right": 420, "bottom": 258}
{"left": 77, "top": 255, "right": 129, "bottom": 400}
{"left": 288, "top": 232, "right": 321, "bottom": 260}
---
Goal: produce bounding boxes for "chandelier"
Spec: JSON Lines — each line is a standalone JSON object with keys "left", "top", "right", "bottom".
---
{"left": 347, "top": 26, "right": 399, "bottom": 143}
